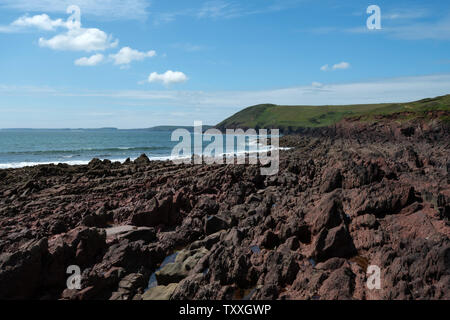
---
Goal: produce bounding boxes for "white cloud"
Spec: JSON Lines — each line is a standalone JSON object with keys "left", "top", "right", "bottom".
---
{"left": 321, "top": 62, "right": 350, "bottom": 71}
{"left": 2, "top": 5, "right": 119, "bottom": 51}
{"left": 11, "top": 14, "right": 66, "bottom": 31}
{"left": 39, "top": 27, "right": 118, "bottom": 52}
{"left": 109, "top": 47, "right": 156, "bottom": 66}
{"left": 29, "top": 73, "right": 450, "bottom": 109}
{"left": 0, "top": 13, "right": 68, "bottom": 33}
{"left": 332, "top": 62, "right": 350, "bottom": 70}
{"left": 383, "top": 8, "right": 430, "bottom": 21}
{"left": 310, "top": 7, "right": 450, "bottom": 41}
{"left": 389, "top": 18, "right": 450, "bottom": 40}
{"left": 74, "top": 53, "right": 104, "bottom": 66}
{"left": 148, "top": 71, "right": 188, "bottom": 85}
{"left": 0, "top": 0, "right": 149, "bottom": 20}
{"left": 4, "top": 73, "right": 449, "bottom": 128}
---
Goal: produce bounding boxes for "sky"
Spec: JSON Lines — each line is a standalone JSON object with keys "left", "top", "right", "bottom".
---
{"left": 0, "top": 0, "right": 450, "bottom": 128}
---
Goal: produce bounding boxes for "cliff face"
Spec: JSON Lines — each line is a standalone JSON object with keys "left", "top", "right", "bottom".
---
{"left": 0, "top": 117, "right": 449, "bottom": 300}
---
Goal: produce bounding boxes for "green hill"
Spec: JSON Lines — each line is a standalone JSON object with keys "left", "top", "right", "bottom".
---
{"left": 216, "top": 94, "right": 450, "bottom": 133}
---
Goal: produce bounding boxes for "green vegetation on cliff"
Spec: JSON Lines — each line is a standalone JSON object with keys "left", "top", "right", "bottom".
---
{"left": 216, "top": 94, "right": 450, "bottom": 132}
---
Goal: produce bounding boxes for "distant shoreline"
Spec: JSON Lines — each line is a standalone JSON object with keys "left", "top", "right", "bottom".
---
{"left": 0, "top": 125, "right": 214, "bottom": 132}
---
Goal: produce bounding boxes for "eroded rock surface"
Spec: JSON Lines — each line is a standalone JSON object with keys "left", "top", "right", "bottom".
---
{"left": 0, "top": 117, "right": 449, "bottom": 300}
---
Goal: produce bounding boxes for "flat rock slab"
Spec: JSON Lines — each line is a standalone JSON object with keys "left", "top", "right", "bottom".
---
{"left": 105, "top": 225, "right": 136, "bottom": 237}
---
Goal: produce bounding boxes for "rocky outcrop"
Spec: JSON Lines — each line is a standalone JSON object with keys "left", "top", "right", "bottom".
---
{"left": 0, "top": 117, "right": 449, "bottom": 300}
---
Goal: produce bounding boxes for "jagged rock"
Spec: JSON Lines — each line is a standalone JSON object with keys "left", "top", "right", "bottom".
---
{"left": 312, "top": 193, "right": 345, "bottom": 234}
{"left": 205, "top": 215, "right": 229, "bottom": 235}
{"left": 119, "top": 227, "right": 156, "bottom": 243}
{"left": 134, "top": 154, "right": 150, "bottom": 166}
{"left": 280, "top": 218, "right": 311, "bottom": 244}
{"left": 131, "top": 196, "right": 179, "bottom": 227}
{"left": 0, "top": 238, "right": 48, "bottom": 299}
{"left": 313, "top": 224, "right": 356, "bottom": 262}
{"left": 117, "top": 273, "right": 146, "bottom": 296}
{"left": 0, "top": 117, "right": 449, "bottom": 300}
{"left": 320, "top": 168, "right": 342, "bottom": 193}
{"left": 259, "top": 230, "right": 279, "bottom": 249}
{"left": 353, "top": 182, "right": 416, "bottom": 217}
{"left": 318, "top": 266, "right": 355, "bottom": 300}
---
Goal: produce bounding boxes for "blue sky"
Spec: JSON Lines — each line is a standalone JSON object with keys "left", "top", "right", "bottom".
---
{"left": 0, "top": 0, "right": 450, "bottom": 128}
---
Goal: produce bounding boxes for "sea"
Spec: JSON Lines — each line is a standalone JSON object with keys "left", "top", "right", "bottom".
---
{"left": 0, "top": 128, "right": 278, "bottom": 169}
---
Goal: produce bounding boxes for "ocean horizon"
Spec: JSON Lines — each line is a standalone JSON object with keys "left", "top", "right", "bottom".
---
{"left": 0, "top": 128, "right": 276, "bottom": 169}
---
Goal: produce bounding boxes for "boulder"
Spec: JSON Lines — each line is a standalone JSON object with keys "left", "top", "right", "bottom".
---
{"left": 0, "top": 238, "right": 48, "bottom": 299}
{"left": 205, "top": 215, "right": 229, "bottom": 235}
{"left": 131, "top": 196, "right": 179, "bottom": 227}
{"left": 320, "top": 168, "right": 342, "bottom": 193}
{"left": 312, "top": 193, "right": 344, "bottom": 234}
{"left": 313, "top": 224, "right": 356, "bottom": 262}
{"left": 134, "top": 154, "right": 150, "bottom": 166}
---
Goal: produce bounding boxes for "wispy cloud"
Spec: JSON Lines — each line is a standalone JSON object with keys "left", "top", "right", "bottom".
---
{"left": 388, "top": 18, "right": 450, "bottom": 40}
{"left": 308, "top": 5, "right": 450, "bottom": 41}
{"left": 383, "top": 7, "right": 431, "bottom": 21}
{"left": 153, "top": 0, "right": 306, "bottom": 24}
{"left": 4, "top": 74, "right": 450, "bottom": 109}
{"left": 197, "top": 1, "right": 242, "bottom": 19}
{"left": 0, "top": 0, "right": 149, "bottom": 20}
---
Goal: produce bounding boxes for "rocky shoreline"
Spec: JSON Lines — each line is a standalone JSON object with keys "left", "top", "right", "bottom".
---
{"left": 0, "top": 117, "right": 449, "bottom": 300}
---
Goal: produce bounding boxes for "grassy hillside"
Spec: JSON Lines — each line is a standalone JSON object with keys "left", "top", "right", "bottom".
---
{"left": 216, "top": 94, "right": 450, "bottom": 132}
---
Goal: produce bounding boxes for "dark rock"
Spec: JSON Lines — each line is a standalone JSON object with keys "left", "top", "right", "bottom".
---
{"left": 119, "top": 227, "right": 156, "bottom": 243}
{"left": 0, "top": 238, "right": 48, "bottom": 299}
{"left": 313, "top": 224, "right": 356, "bottom": 262}
{"left": 134, "top": 154, "right": 150, "bottom": 166}
{"left": 0, "top": 117, "right": 449, "bottom": 300}
{"left": 205, "top": 215, "right": 229, "bottom": 235}
{"left": 131, "top": 196, "right": 179, "bottom": 227}
{"left": 312, "top": 193, "right": 344, "bottom": 234}
{"left": 318, "top": 266, "right": 355, "bottom": 300}
{"left": 320, "top": 168, "right": 342, "bottom": 193}
{"left": 259, "top": 230, "right": 279, "bottom": 249}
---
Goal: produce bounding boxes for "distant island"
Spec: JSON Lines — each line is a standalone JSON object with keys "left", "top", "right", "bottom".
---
{"left": 0, "top": 125, "right": 214, "bottom": 132}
